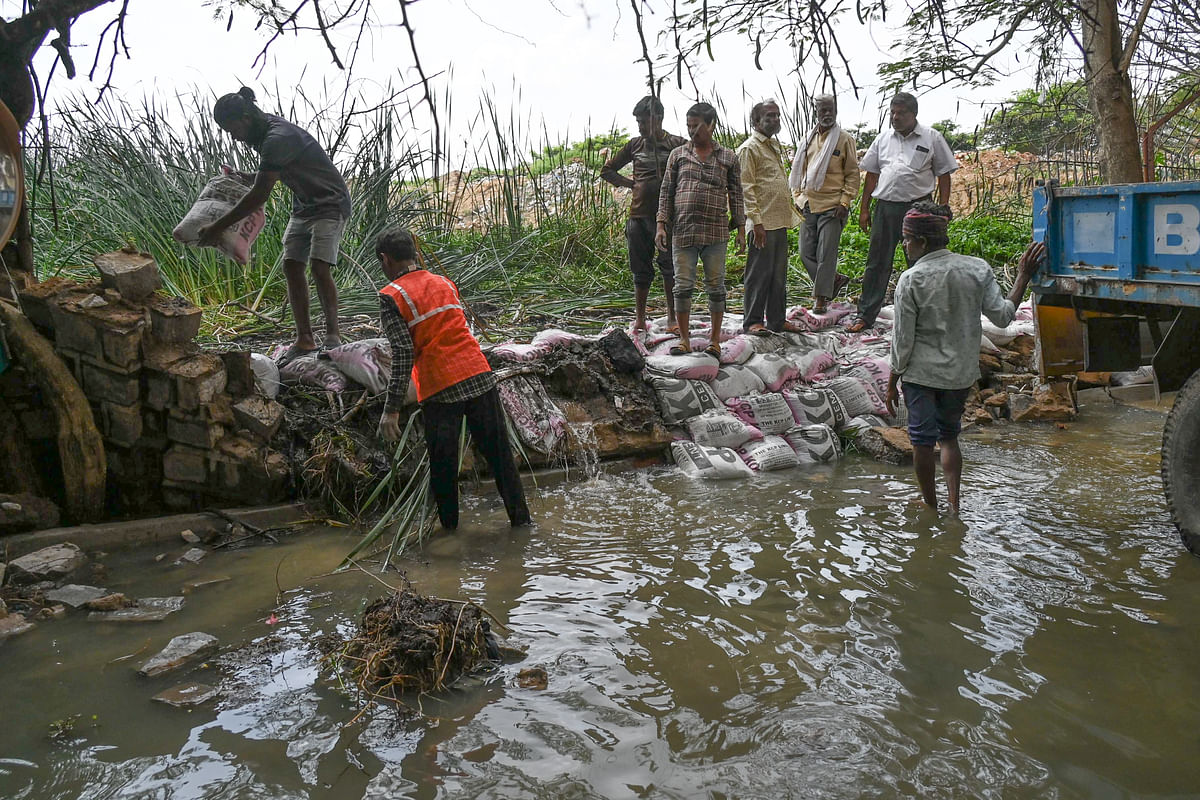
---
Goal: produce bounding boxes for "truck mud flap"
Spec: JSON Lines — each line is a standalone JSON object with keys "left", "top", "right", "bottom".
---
{"left": 1152, "top": 307, "right": 1200, "bottom": 394}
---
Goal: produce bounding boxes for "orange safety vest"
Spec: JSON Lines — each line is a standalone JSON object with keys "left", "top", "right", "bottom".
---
{"left": 379, "top": 270, "right": 492, "bottom": 402}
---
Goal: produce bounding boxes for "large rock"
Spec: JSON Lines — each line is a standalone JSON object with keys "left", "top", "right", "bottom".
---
{"left": 0, "top": 614, "right": 35, "bottom": 640}
{"left": 855, "top": 426, "right": 914, "bottom": 465}
{"left": 1010, "top": 382, "right": 1077, "bottom": 422}
{"left": 599, "top": 329, "right": 645, "bottom": 373}
{"left": 0, "top": 493, "right": 61, "bottom": 534}
{"left": 152, "top": 682, "right": 219, "bottom": 707}
{"left": 94, "top": 249, "right": 161, "bottom": 301}
{"left": 6, "top": 543, "right": 86, "bottom": 585}
{"left": 138, "top": 632, "right": 219, "bottom": 676}
{"left": 45, "top": 584, "right": 110, "bottom": 608}
{"left": 88, "top": 596, "right": 185, "bottom": 623}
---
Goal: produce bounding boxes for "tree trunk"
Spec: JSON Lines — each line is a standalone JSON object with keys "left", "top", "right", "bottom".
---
{"left": 1079, "top": 0, "right": 1145, "bottom": 184}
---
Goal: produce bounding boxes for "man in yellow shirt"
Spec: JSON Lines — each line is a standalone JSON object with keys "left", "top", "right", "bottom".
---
{"left": 737, "top": 99, "right": 802, "bottom": 334}
{"left": 790, "top": 94, "right": 861, "bottom": 314}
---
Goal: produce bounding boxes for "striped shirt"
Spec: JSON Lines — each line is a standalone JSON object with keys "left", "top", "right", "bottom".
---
{"left": 656, "top": 142, "right": 745, "bottom": 249}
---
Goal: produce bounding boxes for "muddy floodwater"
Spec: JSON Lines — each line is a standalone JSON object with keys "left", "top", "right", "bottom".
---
{"left": 2, "top": 399, "right": 1199, "bottom": 798}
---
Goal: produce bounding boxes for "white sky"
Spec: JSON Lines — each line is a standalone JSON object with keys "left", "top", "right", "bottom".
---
{"left": 15, "top": 0, "right": 1036, "bottom": 160}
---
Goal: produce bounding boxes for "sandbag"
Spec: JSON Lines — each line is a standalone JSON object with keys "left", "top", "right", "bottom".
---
{"left": 685, "top": 410, "right": 762, "bottom": 449}
{"left": 649, "top": 375, "right": 722, "bottom": 423}
{"left": 981, "top": 317, "right": 1035, "bottom": 346}
{"left": 782, "top": 424, "right": 842, "bottom": 464}
{"left": 818, "top": 376, "right": 888, "bottom": 417}
{"left": 719, "top": 335, "right": 755, "bottom": 365}
{"left": 649, "top": 336, "right": 710, "bottom": 356}
{"left": 736, "top": 435, "right": 800, "bottom": 471}
{"left": 172, "top": 170, "right": 266, "bottom": 265}
{"left": 249, "top": 353, "right": 281, "bottom": 399}
{"left": 787, "top": 348, "right": 836, "bottom": 382}
{"left": 845, "top": 357, "right": 891, "bottom": 397}
{"left": 278, "top": 356, "right": 348, "bottom": 392}
{"left": 724, "top": 392, "right": 795, "bottom": 435}
{"left": 325, "top": 338, "right": 392, "bottom": 394}
{"left": 782, "top": 386, "right": 849, "bottom": 429}
{"left": 497, "top": 374, "right": 568, "bottom": 454}
{"left": 644, "top": 352, "right": 719, "bottom": 382}
{"left": 743, "top": 353, "right": 801, "bottom": 392}
{"left": 840, "top": 414, "right": 890, "bottom": 434}
{"left": 710, "top": 364, "right": 767, "bottom": 400}
{"left": 532, "top": 328, "right": 590, "bottom": 348}
{"left": 490, "top": 342, "right": 552, "bottom": 362}
{"left": 671, "top": 440, "right": 755, "bottom": 480}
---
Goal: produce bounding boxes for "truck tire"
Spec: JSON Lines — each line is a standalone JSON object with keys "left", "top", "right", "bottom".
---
{"left": 1162, "top": 369, "right": 1200, "bottom": 555}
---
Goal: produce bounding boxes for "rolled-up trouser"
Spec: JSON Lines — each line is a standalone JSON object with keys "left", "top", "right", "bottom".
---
{"left": 799, "top": 206, "right": 846, "bottom": 299}
{"left": 626, "top": 216, "right": 674, "bottom": 291}
{"left": 672, "top": 241, "right": 728, "bottom": 316}
{"left": 743, "top": 227, "right": 789, "bottom": 331}
{"left": 423, "top": 387, "right": 531, "bottom": 530}
{"left": 858, "top": 197, "right": 927, "bottom": 326}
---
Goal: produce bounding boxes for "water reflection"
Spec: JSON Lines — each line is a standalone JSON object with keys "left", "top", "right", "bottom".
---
{"left": 1, "top": 402, "right": 1198, "bottom": 798}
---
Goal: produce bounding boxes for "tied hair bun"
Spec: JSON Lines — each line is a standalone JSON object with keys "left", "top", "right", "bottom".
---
{"left": 237, "top": 87, "right": 257, "bottom": 104}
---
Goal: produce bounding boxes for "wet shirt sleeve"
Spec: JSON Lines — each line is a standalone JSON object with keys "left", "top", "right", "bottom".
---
{"left": 381, "top": 295, "right": 415, "bottom": 413}
{"left": 980, "top": 271, "right": 1017, "bottom": 328}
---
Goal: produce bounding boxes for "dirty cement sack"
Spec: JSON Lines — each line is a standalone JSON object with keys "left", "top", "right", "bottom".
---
{"left": 818, "top": 376, "right": 889, "bottom": 418}
{"left": 250, "top": 353, "right": 281, "bottom": 398}
{"left": 782, "top": 386, "right": 850, "bottom": 429}
{"left": 783, "top": 424, "right": 842, "bottom": 464}
{"left": 325, "top": 338, "right": 392, "bottom": 394}
{"left": 497, "top": 373, "right": 567, "bottom": 454}
{"left": 844, "top": 357, "right": 891, "bottom": 398}
{"left": 279, "top": 355, "right": 348, "bottom": 392}
{"left": 685, "top": 409, "right": 762, "bottom": 449}
{"left": 490, "top": 341, "right": 552, "bottom": 362}
{"left": 981, "top": 316, "right": 1035, "bottom": 346}
{"left": 724, "top": 392, "right": 795, "bottom": 435}
{"left": 648, "top": 375, "right": 722, "bottom": 424}
{"left": 644, "top": 352, "right": 719, "bottom": 382}
{"left": 671, "top": 440, "right": 755, "bottom": 480}
{"left": 719, "top": 335, "right": 756, "bottom": 365}
{"left": 736, "top": 435, "right": 800, "bottom": 471}
{"left": 172, "top": 171, "right": 266, "bottom": 265}
{"left": 599, "top": 328, "right": 645, "bottom": 373}
{"left": 743, "top": 353, "right": 801, "bottom": 392}
{"left": 710, "top": 364, "right": 766, "bottom": 401}
{"left": 787, "top": 348, "right": 836, "bottom": 382}
{"left": 649, "top": 336, "right": 711, "bottom": 356}
{"left": 840, "top": 414, "right": 891, "bottom": 435}
{"left": 533, "top": 328, "right": 592, "bottom": 348}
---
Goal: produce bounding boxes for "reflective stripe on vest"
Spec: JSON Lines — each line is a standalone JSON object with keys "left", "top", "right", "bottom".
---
{"left": 387, "top": 281, "right": 465, "bottom": 328}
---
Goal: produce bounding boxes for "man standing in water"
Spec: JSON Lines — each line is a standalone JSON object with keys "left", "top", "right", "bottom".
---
{"left": 601, "top": 95, "right": 688, "bottom": 334}
{"left": 737, "top": 99, "right": 802, "bottom": 335}
{"left": 199, "top": 87, "right": 351, "bottom": 364}
{"left": 791, "top": 93, "right": 860, "bottom": 315}
{"left": 375, "top": 227, "right": 532, "bottom": 531}
{"left": 656, "top": 102, "right": 746, "bottom": 357}
{"left": 886, "top": 203, "right": 1045, "bottom": 514}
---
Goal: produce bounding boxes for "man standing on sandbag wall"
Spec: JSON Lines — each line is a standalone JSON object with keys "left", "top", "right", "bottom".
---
{"left": 600, "top": 95, "right": 688, "bottom": 335}
{"left": 885, "top": 203, "right": 1044, "bottom": 515}
{"left": 375, "top": 228, "right": 532, "bottom": 530}
{"left": 737, "top": 99, "right": 803, "bottom": 336}
{"left": 199, "top": 87, "right": 351, "bottom": 365}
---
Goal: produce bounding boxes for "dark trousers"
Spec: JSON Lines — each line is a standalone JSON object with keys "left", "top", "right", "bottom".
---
{"left": 422, "top": 387, "right": 531, "bottom": 529}
{"left": 858, "top": 197, "right": 926, "bottom": 325}
{"left": 799, "top": 207, "right": 846, "bottom": 299}
{"left": 626, "top": 216, "right": 674, "bottom": 290}
{"left": 742, "top": 227, "right": 790, "bottom": 331}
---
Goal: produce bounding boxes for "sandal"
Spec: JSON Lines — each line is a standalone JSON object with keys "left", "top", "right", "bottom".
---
{"left": 668, "top": 344, "right": 691, "bottom": 356}
{"left": 844, "top": 315, "right": 868, "bottom": 333}
{"left": 664, "top": 324, "right": 681, "bottom": 336}
{"left": 779, "top": 321, "right": 806, "bottom": 333}
{"left": 702, "top": 343, "right": 722, "bottom": 358}
{"left": 812, "top": 296, "right": 829, "bottom": 315}
{"left": 747, "top": 324, "right": 771, "bottom": 338}
{"left": 833, "top": 273, "right": 850, "bottom": 297}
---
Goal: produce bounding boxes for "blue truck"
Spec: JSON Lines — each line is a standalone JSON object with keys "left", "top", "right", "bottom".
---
{"left": 1031, "top": 179, "right": 1200, "bottom": 554}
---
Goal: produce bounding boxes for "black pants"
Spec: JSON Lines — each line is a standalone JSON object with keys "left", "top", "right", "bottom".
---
{"left": 423, "top": 387, "right": 531, "bottom": 529}
{"left": 858, "top": 196, "right": 928, "bottom": 325}
{"left": 743, "top": 227, "right": 789, "bottom": 331}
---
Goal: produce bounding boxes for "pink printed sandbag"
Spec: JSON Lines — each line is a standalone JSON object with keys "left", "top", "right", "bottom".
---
{"left": 173, "top": 169, "right": 266, "bottom": 265}
{"left": 325, "top": 338, "right": 392, "bottom": 394}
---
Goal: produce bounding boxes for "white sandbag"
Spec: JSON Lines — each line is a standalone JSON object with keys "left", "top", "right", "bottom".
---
{"left": 491, "top": 341, "right": 552, "bottom": 362}
{"left": 497, "top": 373, "right": 568, "bottom": 454}
{"left": 644, "top": 352, "right": 720, "bottom": 382}
{"left": 172, "top": 171, "right": 266, "bottom": 265}
{"left": 249, "top": 353, "right": 281, "bottom": 399}
{"left": 278, "top": 356, "right": 348, "bottom": 392}
{"left": 685, "top": 410, "right": 763, "bottom": 449}
{"left": 325, "top": 338, "right": 392, "bottom": 394}
{"left": 876, "top": 305, "right": 895, "bottom": 321}
{"left": 782, "top": 424, "right": 842, "bottom": 464}
{"left": 981, "top": 317, "right": 1035, "bottom": 346}
{"left": 787, "top": 348, "right": 836, "bottom": 382}
{"left": 736, "top": 435, "right": 800, "bottom": 471}
{"left": 710, "top": 364, "right": 766, "bottom": 400}
{"left": 719, "top": 335, "right": 755, "bottom": 365}
{"left": 671, "top": 440, "right": 755, "bottom": 480}
{"left": 649, "top": 375, "right": 722, "bottom": 423}
{"left": 844, "top": 356, "right": 891, "bottom": 397}
{"left": 818, "top": 376, "right": 889, "bottom": 417}
{"left": 532, "top": 328, "right": 591, "bottom": 348}
{"left": 724, "top": 392, "right": 795, "bottom": 435}
{"left": 980, "top": 333, "right": 1002, "bottom": 354}
{"left": 782, "top": 386, "right": 849, "bottom": 429}
{"left": 743, "top": 353, "right": 801, "bottom": 392}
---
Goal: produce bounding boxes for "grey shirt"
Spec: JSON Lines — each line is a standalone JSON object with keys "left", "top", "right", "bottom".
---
{"left": 890, "top": 249, "right": 1016, "bottom": 389}
{"left": 256, "top": 114, "right": 351, "bottom": 220}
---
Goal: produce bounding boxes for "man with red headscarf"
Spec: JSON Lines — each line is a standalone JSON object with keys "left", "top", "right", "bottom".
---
{"left": 886, "top": 203, "right": 1045, "bottom": 514}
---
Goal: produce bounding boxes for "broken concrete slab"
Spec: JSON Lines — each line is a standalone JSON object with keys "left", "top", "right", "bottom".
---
{"left": 175, "top": 548, "right": 207, "bottom": 565}
{"left": 6, "top": 543, "right": 86, "bottom": 585}
{"left": 44, "top": 584, "right": 110, "bottom": 608}
{"left": 138, "top": 632, "right": 219, "bottom": 676}
{"left": 147, "top": 294, "right": 203, "bottom": 344}
{"left": 88, "top": 596, "right": 184, "bottom": 622}
{"left": 152, "top": 682, "right": 219, "bottom": 708}
{"left": 169, "top": 354, "right": 227, "bottom": 411}
{"left": 95, "top": 249, "right": 162, "bottom": 302}
{"left": 0, "top": 614, "right": 36, "bottom": 640}
{"left": 232, "top": 395, "right": 284, "bottom": 442}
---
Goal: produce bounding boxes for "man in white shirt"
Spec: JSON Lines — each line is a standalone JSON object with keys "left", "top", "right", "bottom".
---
{"left": 849, "top": 93, "right": 958, "bottom": 332}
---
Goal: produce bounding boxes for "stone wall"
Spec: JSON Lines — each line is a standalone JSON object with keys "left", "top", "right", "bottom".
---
{"left": 8, "top": 251, "right": 288, "bottom": 516}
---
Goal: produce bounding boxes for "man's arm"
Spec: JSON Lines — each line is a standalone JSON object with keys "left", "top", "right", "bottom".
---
{"left": 599, "top": 140, "right": 636, "bottom": 189}
{"left": 936, "top": 173, "right": 952, "bottom": 206}
{"left": 982, "top": 242, "right": 1046, "bottom": 328}
{"left": 655, "top": 150, "right": 679, "bottom": 251}
{"left": 839, "top": 132, "right": 862, "bottom": 211}
{"left": 198, "top": 169, "right": 279, "bottom": 246}
{"left": 886, "top": 275, "right": 917, "bottom": 415}
{"left": 858, "top": 172, "right": 879, "bottom": 232}
{"left": 379, "top": 295, "right": 415, "bottom": 440}
{"left": 726, "top": 153, "right": 747, "bottom": 253}
{"left": 737, "top": 145, "right": 764, "bottom": 247}
{"left": 930, "top": 130, "right": 957, "bottom": 206}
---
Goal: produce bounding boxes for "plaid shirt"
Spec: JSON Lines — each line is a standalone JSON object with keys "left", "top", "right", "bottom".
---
{"left": 656, "top": 142, "right": 745, "bottom": 249}
{"left": 380, "top": 295, "right": 496, "bottom": 412}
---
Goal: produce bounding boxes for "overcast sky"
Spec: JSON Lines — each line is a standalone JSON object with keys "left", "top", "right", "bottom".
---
{"left": 16, "top": 0, "right": 1034, "bottom": 159}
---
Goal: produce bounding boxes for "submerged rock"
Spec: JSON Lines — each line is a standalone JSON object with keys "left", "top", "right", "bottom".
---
{"left": 0, "top": 493, "right": 61, "bottom": 534}
{"left": 6, "top": 543, "right": 86, "bottom": 585}
{"left": 0, "top": 613, "right": 35, "bottom": 640}
{"left": 139, "top": 632, "right": 219, "bottom": 676}
{"left": 88, "top": 596, "right": 185, "bottom": 623}
{"left": 84, "top": 592, "right": 134, "bottom": 611}
{"left": 854, "top": 426, "right": 915, "bottom": 465}
{"left": 174, "top": 548, "right": 207, "bottom": 565}
{"left": 152, "top": 682, "right": 219, "bottom": 707}
{"left": 180, "top": 529, "right": 202, "bottom": 544}
{"left": 44, "top": 584, "right": 110, "bottom": 609}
